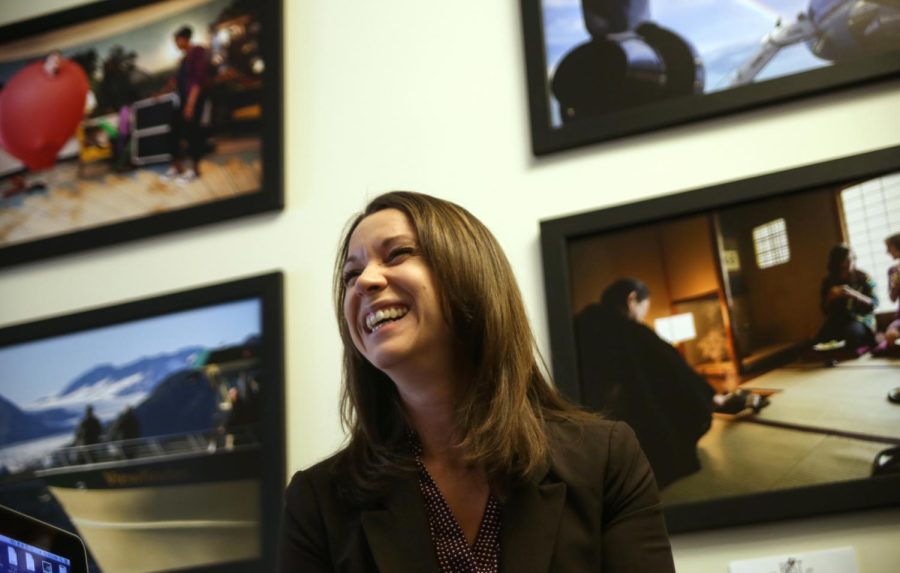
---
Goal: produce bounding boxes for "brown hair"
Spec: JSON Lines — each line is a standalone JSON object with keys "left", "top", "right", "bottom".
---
{"left": 333, "top": 191, "right": 583, "bottom": 497}
{"left": 886, "top": 232, "right": 900, "bottom": 252}
{"left": 826, "top": 244, "right": 852, "bottom": 277}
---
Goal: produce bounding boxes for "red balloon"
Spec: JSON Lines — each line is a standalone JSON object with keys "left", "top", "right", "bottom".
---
{"left": 0, "top": 58, "right": 89, "bottom": 171}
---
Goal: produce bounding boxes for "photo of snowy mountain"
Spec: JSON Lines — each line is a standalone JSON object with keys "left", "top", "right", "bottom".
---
{"left": 0, "top": 298, "right": 260, "bottom": 474}
{"left": 0, "top": 273, "right": 283, "bottom": 573}
{"left": 22, "top": 347, "right": 198, "bottom": 423}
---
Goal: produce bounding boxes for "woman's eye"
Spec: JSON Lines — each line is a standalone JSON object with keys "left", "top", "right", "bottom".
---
{"left": 387, "top": 247, "right": 415, "bottom": 261}
{"left": 343, "top": 270, "right": 360, "bottom": 286}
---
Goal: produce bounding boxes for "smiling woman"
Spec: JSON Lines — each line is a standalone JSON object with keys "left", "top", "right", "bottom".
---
{"left": 277, "top": 191, "right": 677, "bottom": 573}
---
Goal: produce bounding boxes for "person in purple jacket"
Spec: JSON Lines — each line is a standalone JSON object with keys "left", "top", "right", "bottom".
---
{"left": 163, "top": 25, "right": 209, "bottom": 184}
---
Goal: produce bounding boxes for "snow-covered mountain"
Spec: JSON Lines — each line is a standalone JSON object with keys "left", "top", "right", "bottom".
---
{"left": 24, "top": 347, "right": 204, "bottom": 424}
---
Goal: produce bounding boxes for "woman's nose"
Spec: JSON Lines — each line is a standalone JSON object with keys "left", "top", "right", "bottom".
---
{"left": 355, "top": 264, "right": 387, "bottom": 292}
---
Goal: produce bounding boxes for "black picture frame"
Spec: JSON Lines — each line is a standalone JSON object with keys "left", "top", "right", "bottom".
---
{"left": 0, "top": 0, "right": 283, "bottom": 268}
{"left": 520, "top": 0, "right": 900, "bottom": 155}
{"left": 0, "top": 272, "right": 285, "bottom": 572}
{"left": 540, "top": 146, "right": 900, "bottom": 532}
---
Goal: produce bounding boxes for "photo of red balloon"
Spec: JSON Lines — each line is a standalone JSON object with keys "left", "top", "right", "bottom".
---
{"left": 0, "top": 57, "right": 89, "bottom": 171}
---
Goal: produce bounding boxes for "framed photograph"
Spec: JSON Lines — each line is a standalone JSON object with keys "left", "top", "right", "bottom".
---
{"left": 540, "top": 146, "right": 900, "bottom": 532}
{"left": 521, "top": 0, "right": 900, "bottom": 155}
{"left": 0, "top": 272, "right": 285, "bottom": 572}
{"left": 0, "top": 0, "right": 283, "bottom": 267}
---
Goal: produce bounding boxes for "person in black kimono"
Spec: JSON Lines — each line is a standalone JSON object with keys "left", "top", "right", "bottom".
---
{"left": 574, "top": 278, "right": 714, "bottom": 489}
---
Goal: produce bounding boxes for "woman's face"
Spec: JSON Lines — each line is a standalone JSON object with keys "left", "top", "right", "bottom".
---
{"left": 341, "top": 209, "right": 454, "bottom": 376}
{"left": 841, "top": 252, "right": 855, "bottom": 276}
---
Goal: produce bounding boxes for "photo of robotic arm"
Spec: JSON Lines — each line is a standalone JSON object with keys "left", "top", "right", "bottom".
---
{"left": 551, "top": 0, "right": 900, "bottom": 123}
{"left": 730, "top": 0, "right": 900, "bottom": 86}
{"left": 551, "top": 0, "right": 705, "bottom": 124}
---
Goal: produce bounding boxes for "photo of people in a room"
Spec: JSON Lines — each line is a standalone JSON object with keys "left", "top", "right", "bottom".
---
{"left": 568, "top": 170, "right": 900, "bottom": 505}
{"left": 0, "top": 0, "right": 265, "bottom": 249}
{"left": 540, "top": 0, "right": 900, "bottom": 127}
{"left": 0, "top": 298, "right": 265, "bottom": 572}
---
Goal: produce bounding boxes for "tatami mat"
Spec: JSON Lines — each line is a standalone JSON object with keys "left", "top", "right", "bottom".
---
{"left": 661, "top": 358, "right": 899, "bottom": 506}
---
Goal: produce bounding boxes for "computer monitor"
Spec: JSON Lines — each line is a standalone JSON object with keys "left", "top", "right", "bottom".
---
{"left": 0, "top": 504, "right": 87, "bottom": 573}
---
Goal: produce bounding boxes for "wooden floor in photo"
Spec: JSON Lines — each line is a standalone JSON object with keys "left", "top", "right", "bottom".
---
{"left": 0, "top": 138, "right": 261, "bottom": 247}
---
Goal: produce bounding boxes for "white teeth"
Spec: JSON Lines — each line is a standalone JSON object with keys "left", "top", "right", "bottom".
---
{"left": 365, "top": 306, "right": 408, "bottom": 331}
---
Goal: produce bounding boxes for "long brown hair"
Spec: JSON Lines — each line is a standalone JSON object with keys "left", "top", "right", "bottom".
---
{"left": 333, "top": 191, "right": 583, "bottom": 497}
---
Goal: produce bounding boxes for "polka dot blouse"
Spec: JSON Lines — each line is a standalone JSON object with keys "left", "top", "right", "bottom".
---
{"left": 409, "top": 433, "right": 502, "bottom": 573}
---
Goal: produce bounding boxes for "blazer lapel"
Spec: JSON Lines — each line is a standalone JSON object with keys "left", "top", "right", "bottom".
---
{"left": 361, "top": 473, "right": 438, "bottom": 572}
{"left": 500, "top": 460, "right": 566, "bottom": 573}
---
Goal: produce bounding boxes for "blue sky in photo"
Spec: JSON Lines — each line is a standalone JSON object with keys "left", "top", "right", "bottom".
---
{"left": 540, "top": 0, "right": 827, "bottom": 94}
{"left": 0, "top": 298, "right": 261, "bottom": 406}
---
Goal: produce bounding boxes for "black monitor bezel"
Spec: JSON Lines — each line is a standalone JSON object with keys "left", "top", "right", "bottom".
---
{"left": 0, "top": 504, "right": 89, "bottom": 573}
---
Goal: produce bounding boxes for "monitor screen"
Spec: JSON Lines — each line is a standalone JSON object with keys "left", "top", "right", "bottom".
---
{"left": 1, "top": 533, "right": 71, "bottom": 573}
{"left": 0, "top": 504, "right": 86, "bottom": 573}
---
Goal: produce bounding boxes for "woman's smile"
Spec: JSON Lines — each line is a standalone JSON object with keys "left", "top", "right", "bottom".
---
{"left": 365, "top": 305, "right": 409, "bottom": 332}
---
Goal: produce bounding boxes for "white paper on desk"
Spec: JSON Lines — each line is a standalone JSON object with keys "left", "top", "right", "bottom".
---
{"left": 728, "top": 546, "right": 858, "bottom": 573}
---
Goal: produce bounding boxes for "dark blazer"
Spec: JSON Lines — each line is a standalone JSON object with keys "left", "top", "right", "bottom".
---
{"left": 278, "top": 418, "right": 675, "bottom": 572}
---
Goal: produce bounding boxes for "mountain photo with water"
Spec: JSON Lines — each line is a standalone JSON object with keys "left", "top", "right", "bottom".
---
{"left": 0, "top": 297, "right": 264, "bottom": 572}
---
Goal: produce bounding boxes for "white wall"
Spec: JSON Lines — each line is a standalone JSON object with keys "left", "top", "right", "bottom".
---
{"left": 2, "top": 1, "right": 900, "bottom": 571}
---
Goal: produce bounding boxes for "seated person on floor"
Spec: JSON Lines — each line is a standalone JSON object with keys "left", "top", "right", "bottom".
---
{"left": 815, "top": 244, "right": 878, "bottom": 352}
{"left": 885, "top": 233, "right": 900, "bottom": 345}
{"left": 574, "top": 278, "right": 718, "bottom": 489}
{"left": 874, "top": 232, "right": 900, "bottom": 356}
